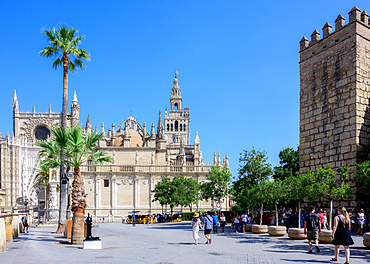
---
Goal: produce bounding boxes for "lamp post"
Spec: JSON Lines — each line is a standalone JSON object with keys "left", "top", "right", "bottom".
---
{"left": 66, "top": 172, "right": 73, "bottom": 220}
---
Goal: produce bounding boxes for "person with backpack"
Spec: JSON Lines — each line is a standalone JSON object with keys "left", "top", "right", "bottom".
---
{"left": 22, "top": 214, "right": 29, "bottom": 233}
{"left": 202, "top": 211, "right": 213, "bottom": 244}
{"left": 304, "top": 207, "right": 322, "bottom": 253}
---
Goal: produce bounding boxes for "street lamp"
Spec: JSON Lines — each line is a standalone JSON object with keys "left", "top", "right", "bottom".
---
{"left": 67, "top": 172, "right": 73, "bottom": 220}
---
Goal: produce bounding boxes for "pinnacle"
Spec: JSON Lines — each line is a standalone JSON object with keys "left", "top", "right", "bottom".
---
{"left": 350, "top": 6, "right": 361, "bottom": 12}
{"left": 323, "top": 22, "right": 332, "bottom": 28}
{"left": 300, "top": 36, "right": 308, "bottom": 42}
{"left": 362, "top": 10, "right": 369, "bottom": 16}
{"left": 335, "top": 14, "right": 345, "bottom": 21}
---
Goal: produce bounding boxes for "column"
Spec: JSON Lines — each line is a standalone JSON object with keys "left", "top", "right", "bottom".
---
{"left": 111, "top": 176, "right": 117, "bottom": 216}
{"left": 95, "top": 176, "right": 101, "bottom": 216}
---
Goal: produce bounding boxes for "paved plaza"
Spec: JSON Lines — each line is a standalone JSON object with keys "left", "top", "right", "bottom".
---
{"left": 1, "top": 222, "right": 369, "bottom": 264}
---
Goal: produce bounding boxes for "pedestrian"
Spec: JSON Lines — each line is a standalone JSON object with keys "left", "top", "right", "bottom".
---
{"left": 234, "top": 213, "right": 240, "bottom": 233}
{"left": 220, "top": 213, "right": 227, "bottom": 232}
{"left": 191, "top": 212, "right": 204, "bottom": 245}
{"left": 357, "top": 208, "right": 366, "bottom": 235}
{"left": 203, "top": 211, "right": 213, "bottom": 244}
{"left": 241, "top": 212, "right": 248, "bottom": 232}
{"left": 22, "top": 214, "right": 29, "bottom": 233}
{"left": 121, "top": 215, "right": 125, "bottom": 224}
{"left": 132, "top": 215, "right": 136, "bottom": 226}
{"left": 332, "top": 206, "right": 354, "bottom": 264}
{"left": 318, "top": 209, "right": 325, "bottom": 229}
{"left": 211, "top": 211, "right": 219, "bottom": 233}
{"left": 303, "top": 206, "right": 321, "bottom": 253}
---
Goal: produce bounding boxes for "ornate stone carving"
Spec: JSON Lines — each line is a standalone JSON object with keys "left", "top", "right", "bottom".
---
{"left": 21, "top": 118, "right": 59, "bottom": 140}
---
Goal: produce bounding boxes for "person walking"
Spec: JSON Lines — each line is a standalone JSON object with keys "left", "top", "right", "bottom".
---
{"left": 191, "top": 213, "right": 204, "bottom": 245}
{"left": 220, "top": 213, "right": 226, "bottom": 232}
{"left": 212, "top": 211, "right": 219, "bottom": 233}
{"left": 241, "top": 212, "right": 248, "bottom": 232}
{"left": 234, "top": 213, "right": 240, "bottom": 233}
{"left": 132, "top": 215, "right": 136, "bottom": 226}
{"left": 304, "top": 207, "right": 321, "bottom": 253}
{"left": 203, "top": 211, "right": 213, "bottom": 244}
{"left": 332, "top": 206, "right": 354, "bottom": 264}
{"left": 22, "top": 214, "right": 29, "bottom": 233}
{"left": 357, "top": 209, "right": 366, "bottom": 235}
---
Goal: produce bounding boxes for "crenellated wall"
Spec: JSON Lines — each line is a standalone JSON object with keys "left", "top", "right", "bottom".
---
{"left": 299, "top": 6, "right": 370, "bottom": 200}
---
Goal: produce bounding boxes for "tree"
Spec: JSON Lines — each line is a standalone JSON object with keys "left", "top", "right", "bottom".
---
{"left": 353, "top": 160, "right": 370, "bottom": 197}
{"left": 40, "top": 24, "right": 90, "bottom": 233}
{"left": 174, "top": 176, "right": 199, "bottom": 211}
{"left": 265, "top": 179, "right": 287, "bottom": 226}
{"left": 152, "top": 177, "right": 177, "bottom": 214}
{"left": 318, "top": 165, "right": 353, "bottom": 230}
{"left": 37, "top": 126, "right": 112, "bottom": 244}
{"left": 33, "top": 162, "right": 50, "bottom": 187}
{"left": 201, "top": 165, "right": 231, "bottom": 209}
{"left": 232, "top": 149, "right": 272, "bottom": 213}
{"left": 234, "top": 148, "right": 272, "bottom": 192}
{"left": 273, "top": 146, "right": 299, "bottom": 181}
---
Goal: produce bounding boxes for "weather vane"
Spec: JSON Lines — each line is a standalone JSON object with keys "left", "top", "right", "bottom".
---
{"left": 175, "top": 71, "right": 179, "bottom": 78}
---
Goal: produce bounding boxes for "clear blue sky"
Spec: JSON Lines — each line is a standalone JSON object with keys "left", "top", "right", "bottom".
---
{"left": 0, "top": 0, "right": 368, "bottom": 177}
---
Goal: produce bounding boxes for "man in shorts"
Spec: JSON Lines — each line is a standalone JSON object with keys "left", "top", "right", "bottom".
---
{"left": 203, "top": 211, "right": 213, "bottom": 244}
{"left": 357, "top": 208, "right": 366, "bottom": 235}
{"left": 22, "top": 214, "right": 29, "bottom": 233}
{"left": 304, "top": 207, "right": 322, "bottom": 253}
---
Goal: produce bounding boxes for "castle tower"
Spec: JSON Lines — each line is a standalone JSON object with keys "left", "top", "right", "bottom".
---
{"left": 70, "top": 91, "right": 80, "bottom": 127}
{"left": 164, "top": 72, "right": 191, "bottom": 145}
{"left": 299, "top": 6, "right": 370, "bottom": 182}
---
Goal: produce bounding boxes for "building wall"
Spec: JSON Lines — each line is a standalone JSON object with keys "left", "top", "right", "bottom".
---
{"left": 300, "top": 7, "right": 370, "bottom": 184}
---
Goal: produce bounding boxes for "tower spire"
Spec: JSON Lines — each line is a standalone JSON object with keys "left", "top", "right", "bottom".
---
{"left": 157, "top": 110, "right": 164, "bottom": 139}
{"left": 12, "top": 90, "right": 19, "bottom": 110}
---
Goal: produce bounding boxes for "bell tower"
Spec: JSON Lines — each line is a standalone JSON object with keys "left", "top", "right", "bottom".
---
{"left": 164, "top": 72, "right": 190, "bottom": 145}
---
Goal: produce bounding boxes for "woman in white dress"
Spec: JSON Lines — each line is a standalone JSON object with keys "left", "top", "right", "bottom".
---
{"left": 191, "top": 212, "right": 204, "bottom": 245}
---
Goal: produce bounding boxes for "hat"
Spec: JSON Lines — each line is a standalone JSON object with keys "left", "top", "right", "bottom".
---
{"left": 193, "top": 212, "right": 199, "bottom": 218}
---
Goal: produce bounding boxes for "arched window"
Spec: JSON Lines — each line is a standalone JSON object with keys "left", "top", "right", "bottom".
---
{"left": 183, "top": 124, "right": 186, "bottom": 131}
{"left": 180, "top": 124, "right": 182, "bottom": 131}
{"left": 174, "top": 103, "right": 178, "bottom": 111}
{"left": 175, "top": 121, "right": 178, "bottom": 131}
{"left": 167, "top": 124, "right": 169, "bottom": 131}
{"left": 171, "top": 124, "right": 173, "bottom": 131}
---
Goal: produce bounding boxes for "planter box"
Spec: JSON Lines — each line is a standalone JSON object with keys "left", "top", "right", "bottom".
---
{"left": 319, "top": 230, "right": 332, "bottom": 244}
{"left": 252, "top": 225, "right": 268, "bottom": 234}
{"left": 364, "top": 232, "right": 370, "bottom": 248}
{"left": 268, "top": 226, "right": 286, "bottom": 236}
{"left": 288, "top": 228, "right": 307, "bottom": 240}
{"left": 245, "top": 224, "right": 253, "bottom": 232}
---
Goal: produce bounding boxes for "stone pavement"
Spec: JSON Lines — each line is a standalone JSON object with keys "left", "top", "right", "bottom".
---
{"left": 1, "top": 222, "right": 369, "bottom": 264}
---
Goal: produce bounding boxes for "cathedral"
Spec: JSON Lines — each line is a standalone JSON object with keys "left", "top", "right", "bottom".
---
{"left": 0, "top": 74, "right": 229, "bottom": 218}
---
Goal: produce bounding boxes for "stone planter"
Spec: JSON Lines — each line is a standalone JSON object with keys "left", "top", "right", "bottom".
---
{"left": 364, "top": 232, "right": 370, "bottom": 248}
{"left": 245, "top": 224, "right": 253, "bottom": 232}
{"left": 252, "top": 224, "right": 268, "bottom": 234}
{"left": 268, "top": 226, "right": 287, "bottom": 236}
{"left": 319, "top": 230, "right": 332, "bottom": 244}
{"left": 288, "top": 228, "right": 307, "bottom": 240}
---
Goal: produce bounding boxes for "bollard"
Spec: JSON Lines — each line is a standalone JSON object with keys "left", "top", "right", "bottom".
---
{"left": 5, "top": 215, "right": 13, "bottom": 242}
{"left": 12, "top": 216, "right": 19, "bottom": 238}
{"left": 0, "top": 218, "right": 6, "bottom": 252}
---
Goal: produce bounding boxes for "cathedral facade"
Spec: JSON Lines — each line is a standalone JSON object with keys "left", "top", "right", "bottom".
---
{"left": 0, "top": 74, "right": 229, "bottom": 218}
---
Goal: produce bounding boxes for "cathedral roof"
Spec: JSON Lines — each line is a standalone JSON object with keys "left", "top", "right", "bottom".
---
{"left": 113, "top": 129, "right": 143, "bottom": 147}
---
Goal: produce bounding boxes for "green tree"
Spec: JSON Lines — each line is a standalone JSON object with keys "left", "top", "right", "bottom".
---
{"left": 318, "top": 165, "right": 353, "bottom": 230}
{"left": 265, "top": 179, "right": 287, "bottom": 226}
{"left": 273, "top": 146, "right": 299, "bottom": 181}
{"left": 152, "top": 177, "right": 178, "bottom": 214}
{"left": 33, "top": 162, "right": 50, "bottom": 187}
{"left": 201, "top": 165, "right": 231, "bottom": 209}
{"left": 353, "top": 160, "right": 370, "bottom": 197}
{"left": 40, "top": 24, "right": 90, "bottom": 233}
{"left": 37, "top": 126, "right": 112, "bottom": 244}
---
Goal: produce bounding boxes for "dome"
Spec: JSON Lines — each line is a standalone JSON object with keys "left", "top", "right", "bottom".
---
{"left": 125, "top": 114, "right": 136, "bottom": 122}
{"left": 113, "top": 130, "right": 143, "bottom": 147}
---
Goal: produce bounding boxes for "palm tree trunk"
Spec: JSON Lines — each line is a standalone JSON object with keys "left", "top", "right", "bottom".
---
{"left": 71, "top": 166, "right": 87, "bottom": 244}
{"left": 56, "top": 54, "right": 69, "bottom": 233}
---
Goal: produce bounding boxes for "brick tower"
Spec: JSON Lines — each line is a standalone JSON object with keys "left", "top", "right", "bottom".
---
{"left": 299, "top": 6, "right": 370, "bottom": 183}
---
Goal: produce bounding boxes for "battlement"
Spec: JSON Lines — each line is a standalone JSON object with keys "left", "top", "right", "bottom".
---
{"left": 300, "top": 6, "right": 370, "bottom": 51}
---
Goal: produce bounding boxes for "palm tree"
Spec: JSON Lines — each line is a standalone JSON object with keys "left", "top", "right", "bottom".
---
{"left": 40, "top": 24, "right": 90, "bottom": 233}
{"left": 37, "top": 126, "right": 112, "bottom": 244}
{"left": 33, "top": 162, "right": 50, "bottom": 188}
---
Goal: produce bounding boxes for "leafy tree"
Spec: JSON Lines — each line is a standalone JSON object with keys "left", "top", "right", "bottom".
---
{"left": 37, "top": 126, "right": 112, "bottom": 244}
{"left": 152, "top": 177, "right": 178, "bottom": 214}
{"left": 353, "top": 160, "right": 370, "bottom": 197}
{"left": 201, "top": 165, "right": 231, "bottom": 209}
{"left": 265, "top": 179, "right": 287, "bottom": 226}
{"left": 234, "top": 148, "right": 273, "bottom": 192}
{"left": 318, "top": 165, "right": 353, "bottom": 230}
{"left": 172, "top": 176, "right": 200, "bottom": 211}
{"left": 40, "top": 24, "right": 90, "bottom": 233}
{"left": 273, "top": 146, "right": 299, "bottom": 181}
{"left": 33, "top": 162, "right": 50, "bottom": 187}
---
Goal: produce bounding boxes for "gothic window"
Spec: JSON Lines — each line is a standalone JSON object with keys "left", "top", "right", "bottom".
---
{"left": 180, "top": 124, "right": 182, "bottom": 131}
{"left": 104, "top": 179, "right": 109, "bottom": 187}
{"left": 171, "top": 124, "right": 173, "bottom": 131}
{"left": 34, "top": 125, "right": 50, "bottom": 140}
{"left": 167, "top": 124, "right": 169, "bottom": 131}
{"left": 184, "top": 124, "right": 186, "bottom": 131}
{"left": 175, "top": 121, "right": 178, "bottom": 131}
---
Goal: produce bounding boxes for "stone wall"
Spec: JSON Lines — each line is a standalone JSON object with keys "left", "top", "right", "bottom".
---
{"left": 299, "top": 6, "right": 370, "bottom": 190}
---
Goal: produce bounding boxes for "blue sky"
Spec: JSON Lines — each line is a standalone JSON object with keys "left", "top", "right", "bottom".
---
{"left": 0, "top": 0, "right": 368, "bottom": 177}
